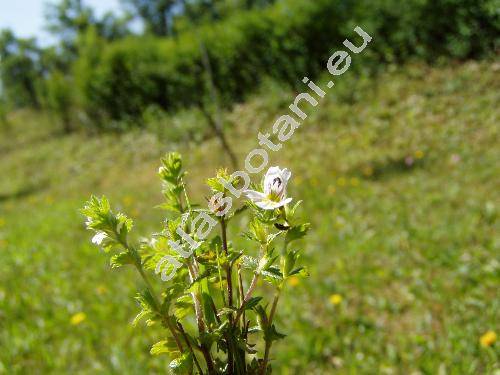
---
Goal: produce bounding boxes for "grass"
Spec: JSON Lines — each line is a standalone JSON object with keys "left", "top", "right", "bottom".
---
{"left": 0, "top": 60, "right": 499, "bottom": 374}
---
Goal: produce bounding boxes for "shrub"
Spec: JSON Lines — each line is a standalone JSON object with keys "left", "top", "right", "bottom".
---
{"left": 42, "top": 71, "right": 74, "bottom": 133}
{"left": 73, "top": 0, "right": 499, "bottom": 128}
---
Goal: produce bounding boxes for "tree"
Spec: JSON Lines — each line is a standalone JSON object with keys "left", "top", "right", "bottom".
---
{"left": 45, "top": 0, "right": 130, "bottom": 64}
{"left": 45, "top": 0, "right": 94, "bottom": 57}
{"left": 0, "top": 30, "right": 43, "bottom": 108}
{"left": 122, "top": 0, "right": 179, "bottom": 36}
{"left": 98, "top": 11, "right": 132, "bottom": 41}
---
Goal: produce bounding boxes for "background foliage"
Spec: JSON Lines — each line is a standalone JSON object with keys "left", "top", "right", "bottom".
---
{"left": 0, "top": 0, "right": 499, "bottom": 130}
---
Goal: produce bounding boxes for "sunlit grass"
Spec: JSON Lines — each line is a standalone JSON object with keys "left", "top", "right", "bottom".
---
{"left": 0, "top": 61, "right": 498, "bottom": 373}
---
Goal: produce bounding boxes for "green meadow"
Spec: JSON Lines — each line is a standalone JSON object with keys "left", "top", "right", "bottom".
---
{"left": 1, "top": 60, "right": 498, "bottom": 373}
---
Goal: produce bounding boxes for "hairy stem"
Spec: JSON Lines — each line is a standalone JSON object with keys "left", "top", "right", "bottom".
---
{"left": 235, "top": 244, "right": 265, "bottom": 323}
{"left": 220, "top": 216, "right": 234, "bottom": 374}
{"left": 237, "top": 265, "right": 245, "bottom": 327}
{"left": 187, "top": 262, "right": 205, "bottom": 332}
{"left": 187, "top": 261, "right": 215, "bottom": 374}
{"left": 221, "top": 217, "right": 233, "bottom": 307}
{"left": 177, "top": 323, "right": 204, "bottom": 375}
{"left": 234, "top": 273, "right": 259, "bottom": 323}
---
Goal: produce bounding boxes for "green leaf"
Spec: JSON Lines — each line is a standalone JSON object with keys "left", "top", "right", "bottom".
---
{"left": 132, "top": 309, "right": 151, "bottom": 327}
{"left": 240, "top": 256, "right": 258, "bottom": 271}
{"left": 288, "top": 200, "right": 303, "bottom": 218}
{"left": 285, "top": 223, "right": 310, "bottom": 244}
{"left": 282, "top": 249, "right": 299, "bottom": 277}
{"left": 257, "top": 253, "right": 279, "bottom": 274}
{"left": 217, "top": 307, "right": 237, "bottom": 317}
{"left": 159, "top": 152, "right": 184, "bottom": 185}
{"left": 266, "top": 231, "right": 283, "bottom": 245}
{"left": 247, "top": 219, "right": 268, "bottom": 244}
{"left": 261, "top": 266, "right": 283, "bottom": 281}
{"left": 243, "top": 296, "right": 262, "bottom": 310}
{"left": 254, "top": 305, "right": 268, "bottom": 329}
{"left": 265, "top": 324, "right": 286, "bottom": 342}
{"left": 174, "top": 295, "right": 193, "bottom": 320}
{"left": 288, "top": 266, "right": 309, "bottom": 277}
{"left": 228, "top": 250, "right": 243, "bottom": 267}
{"left": 150, "top": 337, "right": 180, "bottom": 356}
{"left": 110, "top": 251, "right": 134, "bottom": 268}
{"left": 169, "top": 352, "right": 193, "bottom": 375}
{"left": 201, "top": 293, "right": 217, "bottom": 327}
{"left": 200, "top": 330, "right": 222, "bottom": 348}
{"left": 187, "top": 270, "right": 213, "bottom": 289}
{"left": 135, "top": 289, "right": 157, "bottom": 313}
{"left": 155, "top": 201, "right": 182, "bottom": 213}
{"left": 247, "top": 326, "right": 261, "bottom": 334}
{"left": 81, "top": 195, "right": 115, "bottom": 231}
{"left": 116, "top": 212, "right": 133, "bottom": 237}
{"left": 161, "top": 283, "right": 185, "bottom": 312}
{"left": 133, "top": 289, "right": 159, "bottom": 326}
{"left": 206, "top": 176, "right": 226, "bottom": 193}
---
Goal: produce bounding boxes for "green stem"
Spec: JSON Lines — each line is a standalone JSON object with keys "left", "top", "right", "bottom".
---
{"left": 260, "top": 288, "right": 281, "bottom": 375}
{"left": 220, "top": 216, "right": 234, "bottom": 374}
{"left": 177, "top": 322, "right": 204, "bottom": 375}
{"left": 237, "top": 265, "right": 246, "bottom": 327}
{"left": 119, "top": 238, "right": 184, "bottom": 353}
{"left": 221, "top": 217, "right": 233, "bottom": 307}
{"left": 234, "top": 273, "right": 259, "bottom": 323}
{"left": 134, "top": 261, "right": 184, "bottom": 352}
{"left": 179, "top": 181, "right": 215, "bottom": 373}
{"left": 187, "top": 262, "right": 216, "bottom": 374}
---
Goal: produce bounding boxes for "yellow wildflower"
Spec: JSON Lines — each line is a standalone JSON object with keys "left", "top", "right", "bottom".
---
{"left": 328, "top": 186, "right": 336, "bottom": 195}
{"left": 96, "top": 285, "right": 108, "bottom": 295}
{"left": 70, "top": 312, "right": 87, "bottom": 326}
{"left": 329, "top": 294, "right": 343, "bottom": 306}
{"left": 414, "top": 150, "right": 424, "bottom": 159}
{"left": 0, "top": 218, "right": 5, "bottom": 227}
{"left": 288, "top": 276, "right": 300, "bottom": 287}
{"left": 350, "top": 177, "right": 360, "bottom": 187}
{"left": 123, "top": 195, "right": 134, "bottom": 206}
{"left": 337, "top": 177, "right": 346, "bottom": 187}
{"left": 362, "top": 166, "right": 373, "bottom": 177}
{"left": 480, "top": 331, "right": 496, "bottom": 347}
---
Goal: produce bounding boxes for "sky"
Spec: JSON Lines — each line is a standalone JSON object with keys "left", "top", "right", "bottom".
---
{"left": 0, "top": 0, "right": 122, "bottom": 45}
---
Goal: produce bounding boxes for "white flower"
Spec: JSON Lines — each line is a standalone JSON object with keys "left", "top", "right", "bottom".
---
{"left": 244, "top": 166, "right": 292, "bottom": 210}
{"left": 91, "top": 231, "right": 107, "bottom": 246}
{"left": 85, "top": 217, "right": 93, "bottom": 227}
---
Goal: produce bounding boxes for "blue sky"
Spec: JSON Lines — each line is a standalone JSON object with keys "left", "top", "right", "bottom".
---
{"left": 0, "top": 0, "right": 121, "bottom": 45}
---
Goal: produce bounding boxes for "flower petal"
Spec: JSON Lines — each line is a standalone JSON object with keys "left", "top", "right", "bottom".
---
{"left": 255, "top": 200, "right": 277, "bottom": 210}
{"left": 263, "top": 166, "right": 281, "bottom": 194}
{"left": 265, "top": 166, "right": 282, "bottom": 179}
{"left": 281, "top": 168, "right": 292, "bottom": 185}
{"left": 256, "top": 197, "right": 293, "bottom": 210}
{"left": 92, "top": 232, "right": 107, "bottom": 245}
{"left": 244, "top": 189, "right": 267, "bottom": 201}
